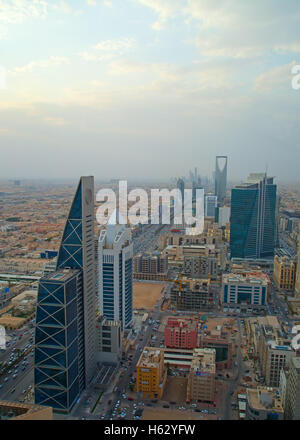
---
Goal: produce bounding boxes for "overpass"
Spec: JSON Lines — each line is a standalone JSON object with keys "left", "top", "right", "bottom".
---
{"left": 0, "top": 273, "right": 41, "bottom": 283}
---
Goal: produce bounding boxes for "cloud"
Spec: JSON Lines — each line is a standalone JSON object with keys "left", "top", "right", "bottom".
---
{"left": 93, "top": 37, "right": 136, "bottom": 52}
{"left": 254, "top": 61, "right": 297, "bottom": 92}
{"left": 0, "top": 0, "right": 48, "bottom": 24}
{"left": 137, "top": 0, "right": 300, "bottom": 59}
{"left": 86, "top": 0, "right": 97, "bottom": 5}
{"left": 79, "top": 38, "right": 136, "bottom": 62}
{"left": 43, "top": 116, "right": 68, "bottom": 126}
{"left": 10, "top": 56, "right": 69, "bottom": 74}
{"left": 103, "top": 0, "right": 112, "bottom": 7}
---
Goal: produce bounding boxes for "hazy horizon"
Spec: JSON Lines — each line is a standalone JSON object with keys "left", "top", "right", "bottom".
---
{"left": 0, "top": 0, "right": 299, "bottom": 181}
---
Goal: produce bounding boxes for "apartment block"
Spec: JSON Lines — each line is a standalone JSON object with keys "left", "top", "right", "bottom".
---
{"left": 273, "top": 255, "right": 296, "bottom": 292}
{"left": 186, "top": 348, "right": 216, "bottom": 404}
{"left": 164, "top": 317, "right": 198, "bottom": 349}
{"left": 136, "top": 347, "right": 167, "bottom": 399}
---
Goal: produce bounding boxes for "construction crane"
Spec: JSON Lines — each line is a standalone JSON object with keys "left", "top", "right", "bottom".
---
{"left": 167, "top": 272, "right": 183, "bottom": 309}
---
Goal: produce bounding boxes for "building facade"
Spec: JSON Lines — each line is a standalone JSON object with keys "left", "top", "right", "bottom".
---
{"left": 284, "top": 357, "right": 300, "bottom": 419}
{"left": 164, "top": 317, "right": 198, "bottom": 349}
{"left": 136, "top": 347, "right": 167, "bottom": 399}
{"left": 230, "top": 174, "right": 277, "bottom": 259}
{"left": 215, "top": 156, "right": 227, "bottom": 205}
{"left": 221, "top": 272, "right": 268, "bottom": 312}
{"left": 98, "top": 215, "right": 133, "bottom": 331}
{"left": 186, "top": 348, "right": 216, "bottom": 404}
{"left": 273, "top": 255, "right": 296, "bottom": 292}
{"left": 34, "top": 176, "right": 97, "bottom": 413}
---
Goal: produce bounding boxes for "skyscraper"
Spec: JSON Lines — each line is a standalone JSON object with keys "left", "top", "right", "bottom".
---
{"left": 205, "top": 195, "right": 218, "bottom": 217}
{"left": 98, "top": 211, "right": 133, "bottom": 331}
{"left": 215, "top": 156, "right": 228, "bottom": 205}
{"left": 295, "top": 228, "right": 300, "bottom": 296}
{"left": 177, "top": 178, "right": 185, "bottom": 204}
{"left": 34, "top": 176, "right": 97, "bottom": 413}
{"left": 230, "top": 173, "right": 277, "bottom": 259}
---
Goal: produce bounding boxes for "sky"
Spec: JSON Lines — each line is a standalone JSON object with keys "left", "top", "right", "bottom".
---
{"left": 0, "top": 0, "right": 300, "bottom": 182}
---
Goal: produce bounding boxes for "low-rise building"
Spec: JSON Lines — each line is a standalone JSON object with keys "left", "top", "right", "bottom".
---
{"left": 186, "top": 348, "right": 216, "bottom": 404}
{"left": 0, "top": 400, "right": 53, "bottom": 420}
{"left": 246, "top": 387, "right": 284, "bottom": 420}
{"left": 164, "top": 317, "right": 198, "bottom": 349}
{"left": 221, "top": 272, "right": 268, "bottom": 313}
{"left": 273, "top": 255, "right": 296, "bottom": 292}
{"left": 136, "top": 347, "right": 167, "bottom": 399}
{"left": 170, "top": 278, "right": 214, "bottom": 312}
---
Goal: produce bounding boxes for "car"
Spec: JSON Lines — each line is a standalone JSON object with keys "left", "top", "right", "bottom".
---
{"left": 11, "top": 388, "right": 16, "bottom": 393}
{"left": 163, "top": 405, "right": 169, "bottom": 408}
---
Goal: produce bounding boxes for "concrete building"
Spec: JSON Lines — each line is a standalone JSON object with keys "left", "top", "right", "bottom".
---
{"left": 284, "top": 357, "right": 300, "bottom": 419}
{"left": 186, "top": 348, "right": 216, "bottom": 404}
{"left": 273, "top": 255, "right": 296, "bottom": 292}
{"left": 183, "top": 254, "right": 219, "bottom": 280}
{"left": 133, "top": 251, "right": 168, "bottom": 281}
{"left": 95, "top": 316, "right": 122, "bottom": 364}
{"left": 170, "top": 278, "right": 214, "bottom": 312}
{"left": 98, "top": 210, "right": 133, "bottom": 331}
{"left": 136, "top": 347, "right": 167, "bottom": 399}
{"left": 0, "top": 400, "right": 53, "bottom": 420}
{"left": 164, "top": 317, "right": 198, "bottom": 349}
{"left": 246, "top": 387, "right": 284, "bottom": 420}
{"left": 217, "top": 206, "right": 230, "bottom": 227}
{"left": 258, "top": 322, "right": 295, "bottom": 387}
{"left": 221, "top": 272, "right": 268, "bottom": 313}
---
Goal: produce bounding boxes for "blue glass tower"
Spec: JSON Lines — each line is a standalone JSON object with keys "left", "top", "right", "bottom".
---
{"left": 98, "top": 211, "right": 133, "bottom": 331}
{"left": 34, "top": 270, "right": 81, "bottom": 413}
{"left": 34, "top": 176, "right": 96, "bottom": 413}
{"left": 230, "top": 174, "right": 277, "bottom": 259}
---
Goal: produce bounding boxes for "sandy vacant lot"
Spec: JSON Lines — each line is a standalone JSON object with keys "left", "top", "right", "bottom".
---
{"left": 162, "top": 377, "right": 188, "bottom": 404}
{"left": 142, "top": 407, "right": 217, "bottom": 420}
{"left": 133, "top": 282, "right": 166, "bottom": 310}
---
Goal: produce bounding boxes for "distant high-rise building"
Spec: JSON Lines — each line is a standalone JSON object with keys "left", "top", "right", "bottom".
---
{"left": 205, "top": 195, "right": 217, "bottom": 217}
{"left": 35, "top": 176, "right": 97, "bottom": 413}
{"left": 230, "top": 173, "right": 277, "bottom": 259}
{"left": 98, "top": 211, "right": 133, "bottom": 331}
{"left": 215, "top": 156, "right": 228, "bottom": 204}
{"left": 295, "top": 229, "right": 300, "bottom": 296}
{"left": 177, "top": 178, "right": 185, "bottom": 204}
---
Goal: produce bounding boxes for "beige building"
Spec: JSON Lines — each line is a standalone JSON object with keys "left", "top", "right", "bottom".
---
{"left": 295, "top": 230, "right": 300, "bottom": 296}
{"left": 246, "top": 387, "right": 283, "bottom": 420}
{"left": 258, "top": 321, "right": 295, "bottom": 387}
{"left": 273, "top": 255, "right": 296, "bottom": 292}
{"left": 136, "top": 347, "right": 167, "bottom": 399}
{"left": 186, "top": 348, "right": 216, "bottom": 404}
{"left": 0, "top": 400, "right": 53, "bottom": 420}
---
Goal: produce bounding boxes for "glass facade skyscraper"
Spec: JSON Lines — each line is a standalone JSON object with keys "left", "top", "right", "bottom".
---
{"left": 230, "top": 174, "right": 277, "bottom": 259}
{"left": 98, "top": 212, "right": 133, "bottom": 331}
{"left": 34, "top": 176, "right": 97, "bottom": 413}
{"left": 215, "top": 156, "right": 228, "bottom": 205}
{"left": 34, "top": 270, "right": 82, "bottom": 413}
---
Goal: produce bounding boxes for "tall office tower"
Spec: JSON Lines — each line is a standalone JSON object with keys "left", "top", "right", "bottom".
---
{"left": 230, "top": 173, "right": 277, "bottom": 259}
{"left": 295, "top": 229, "right": 300, "bottom": 296}
{"left": 98, "top": 212, "right": 133, "bottom": 331}
{"left": 215, "top": 156, "right": 228, "bottom": 205}
{"left": 35, "top": 176, "right": 97, "bottom": 413}
{"left": 34, "top": 269, "right": 82, "bottom": 413}
{"left": 177, "top": 178, "right": 185, "bottom": 204}
{"left": 284, "top": 357, "right": 300, "bottom": 419}
{"left": 205, "top": 195, "right": 218, "bottom": 217}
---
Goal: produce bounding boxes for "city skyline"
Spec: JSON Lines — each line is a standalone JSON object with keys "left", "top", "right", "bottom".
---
{"left": 0, "top": 1, "right": 300, "bottom": 181}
